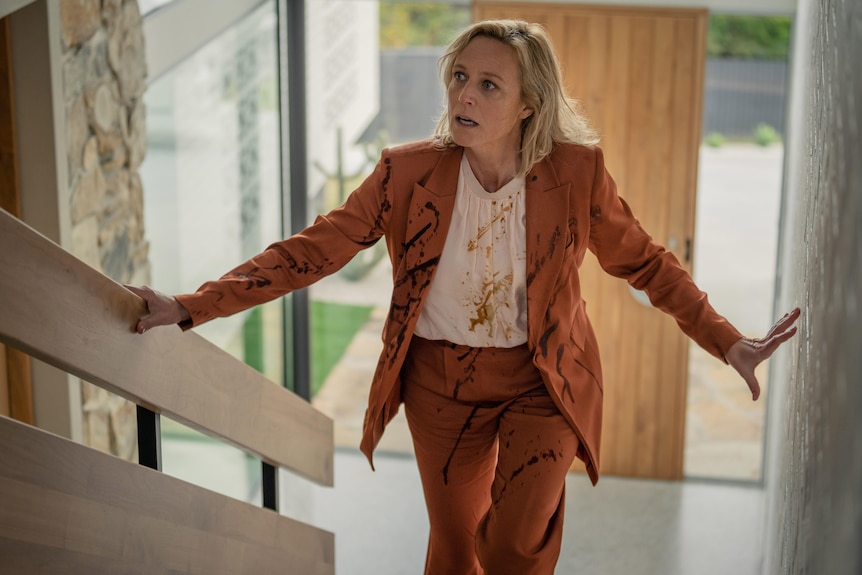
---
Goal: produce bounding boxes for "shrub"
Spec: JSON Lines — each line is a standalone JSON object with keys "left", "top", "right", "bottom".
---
{"left": 754, "top": 123, "right": 780, "bottom": 146}
{"left": 705, "top": 132, "right": 725, "bottom": 147}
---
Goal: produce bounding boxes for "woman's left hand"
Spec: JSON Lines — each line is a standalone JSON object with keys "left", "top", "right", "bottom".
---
{"left": 725, "top": 307, "right": 800, "bottom": 401}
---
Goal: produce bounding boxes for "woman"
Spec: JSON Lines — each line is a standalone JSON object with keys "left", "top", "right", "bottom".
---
{"left": 129, "top": 20, "right": 798, "bottom": 574}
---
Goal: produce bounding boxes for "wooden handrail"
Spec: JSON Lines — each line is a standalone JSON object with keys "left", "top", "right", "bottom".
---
{"left": 0, "top": 414, "right": 335, "bottom": 573}
{"left": 0, "top": 208, "right": 333, "bottom": 486}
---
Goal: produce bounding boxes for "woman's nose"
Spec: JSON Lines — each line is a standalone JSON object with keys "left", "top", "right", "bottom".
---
{"left": 457, "top": 83, "right": 474, "bottom": 105}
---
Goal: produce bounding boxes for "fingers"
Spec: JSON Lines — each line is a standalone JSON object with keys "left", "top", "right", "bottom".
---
{"left": 767, "top": 307, "right": 801, "bottom": 337}
{"left": 124, "top": 285, "right": 151, "bottom": 334}
{"left": 127, "top": 286, "right": 191, "bottom": 334}
{"left": 748, "top": 375, "right": 761, "bottom": 401}
{"left": 125, "top": 284, "right": 173, "bottom": 334}
{"left": 124, "top": 284, "right": 146, "bottom": 298}
{"left": 735, "top": 353, "right": 761, "bottom": 401}
{"left": 125, "top": 284, "right": 156, "bottom": 313}
{"left": 758, "top": 308, "right": 801, "bottom": 358}
{"left": 136, "top": 318, "right": 152, "bottom": 334}
{"left": 765, "top": 326, "right": 797, "bottom": 350}
{"left": 730, "top": 351, "right": 761, "bottom": 401}
{"left": 734, "top": 308, "right": 799, "bottom": 401}
{"left": 136, "top": 309, "right": 165, "bottom": 334}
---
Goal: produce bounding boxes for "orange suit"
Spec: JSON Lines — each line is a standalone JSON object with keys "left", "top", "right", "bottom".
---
{"left": 176, "top": 139, "right": 742, "bottom": 486}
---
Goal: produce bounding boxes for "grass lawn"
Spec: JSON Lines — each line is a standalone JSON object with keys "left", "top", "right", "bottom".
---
{"left": 311, "top": 299, "right": 374, "bottom": 397}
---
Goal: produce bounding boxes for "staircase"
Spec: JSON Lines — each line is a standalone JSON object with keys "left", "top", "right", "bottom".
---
{"left": 0, "top": 208, "right": 335, "bottom": 573}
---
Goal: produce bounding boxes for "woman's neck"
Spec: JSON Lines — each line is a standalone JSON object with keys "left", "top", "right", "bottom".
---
{"left": 464, "top": 148, "right": 520, "bottom": 193}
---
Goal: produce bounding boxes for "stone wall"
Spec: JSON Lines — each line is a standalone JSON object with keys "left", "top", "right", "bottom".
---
{"left": 60, "top": 0, "right": 149, "bottom": 460}
{"left": 763, "top": 0, "right": 862, "bottom": 573}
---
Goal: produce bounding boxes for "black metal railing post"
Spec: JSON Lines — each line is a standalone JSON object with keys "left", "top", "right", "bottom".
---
{"left": 262, "top": 462, "right": 279, "bottom": 511}
{"left": 136, "top": 405, "right": 162, "bottom": 471}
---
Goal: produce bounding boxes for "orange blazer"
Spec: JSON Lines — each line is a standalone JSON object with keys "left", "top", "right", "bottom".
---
{"left": 176, "top": 140, "right": 742, "bottom": 484}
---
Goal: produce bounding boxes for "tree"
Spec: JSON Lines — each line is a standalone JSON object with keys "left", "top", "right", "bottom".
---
{"left": 707, "top": 15, "right": 792, "bottom": 59}
{"left": 380, "top": 2, "right": 471, "bottom": 48}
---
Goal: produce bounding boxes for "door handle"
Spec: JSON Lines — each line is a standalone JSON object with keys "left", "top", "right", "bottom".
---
{"left": 666, "top": 235, "right": 692, "bottom": 263}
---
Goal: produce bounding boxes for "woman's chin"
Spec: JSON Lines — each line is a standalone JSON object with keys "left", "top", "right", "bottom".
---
{"left": 449, "top": 128, "right": 471, "bottom": 148}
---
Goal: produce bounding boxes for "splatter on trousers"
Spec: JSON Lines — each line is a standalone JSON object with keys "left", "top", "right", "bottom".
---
{"left": 402, "top": 336, "right": 580, "bottom": 575}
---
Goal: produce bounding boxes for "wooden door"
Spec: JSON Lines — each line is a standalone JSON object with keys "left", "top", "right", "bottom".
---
{"left": 475, "top": 2, "right": 707, "bottom": 479}
{"left": 0, "top": 16, "right": 34, "bottom": 423}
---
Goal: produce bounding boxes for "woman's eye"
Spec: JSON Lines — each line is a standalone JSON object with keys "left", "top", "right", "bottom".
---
{"left": 482, "top": 80, "right": 497, "bottom": 90}
{"left": 454, "top": 71, "right": 466, "bottom": 81}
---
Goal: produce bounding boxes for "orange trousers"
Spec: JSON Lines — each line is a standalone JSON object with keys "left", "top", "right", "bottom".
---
{"left": 402, "top": 336, "right": 580, "bottom": 575}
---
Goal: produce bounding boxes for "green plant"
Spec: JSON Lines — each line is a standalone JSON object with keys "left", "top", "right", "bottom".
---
{"left": 243, "top": 306, "right": 265, "bottom": 374}
{"left": 380, "top": 2, "right": 471, "bottom": 47}
{"left": 311, "top": 300, "right": 374, "bottom": 396}
{"left": 754, "top": 123, "right": 780, "bottom": 146}
{"left": 705, "top": 132, "right": 725, "bottom": 148}
{"left": 707, "top": 15, "right": 791, "bottom": 60}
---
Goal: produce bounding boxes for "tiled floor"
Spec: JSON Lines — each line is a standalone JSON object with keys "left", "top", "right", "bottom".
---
{"left": 281, "top": 449, "right": 765, "bottom": 575}
{"left": 162, "top": 439, "right": 764, "bottom": 575}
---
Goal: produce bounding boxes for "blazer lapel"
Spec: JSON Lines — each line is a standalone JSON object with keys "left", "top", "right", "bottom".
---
{"left": 525, "top": 157, "right": 571, "bottom": 344}
{"left": 399, "top": 148, "right": 460, "bottom": 274}
{"left": 389, "top": 148, "right": 461, "bottom": 334}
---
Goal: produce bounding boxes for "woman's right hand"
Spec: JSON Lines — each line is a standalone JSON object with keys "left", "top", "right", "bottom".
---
{"left": 125, "top": 285, "right": 191, "bottom": 334}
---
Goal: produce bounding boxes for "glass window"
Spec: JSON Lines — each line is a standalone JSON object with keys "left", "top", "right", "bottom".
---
{"left": 305, "top": 1, "right": 470, "bottom": 455}
{"left": 139, "top": 1, "right": 282, "bottom": 503}
{"left": 685, "top": 14, "right": 790, "bottom": 482}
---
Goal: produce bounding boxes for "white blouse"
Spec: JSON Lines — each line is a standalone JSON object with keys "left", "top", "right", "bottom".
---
{"left": 414, "top": 153, "right": 528, "bottom": 348}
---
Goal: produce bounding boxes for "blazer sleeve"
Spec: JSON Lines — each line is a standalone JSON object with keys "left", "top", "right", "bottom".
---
{"left": 586, "top": 147, "right": 742, "bottom": 362}
{"left": 175, "top": 151, "right": 393, "bottom": 329}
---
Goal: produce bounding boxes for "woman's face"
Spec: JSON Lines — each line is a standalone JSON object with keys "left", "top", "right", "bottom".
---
{"left": 447, "top": 36, "right": 533, "bottom": 159}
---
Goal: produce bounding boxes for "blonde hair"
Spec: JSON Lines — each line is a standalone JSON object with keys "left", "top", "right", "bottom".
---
{"left": 433, "top": 19, "right": 599, "bottom": 176}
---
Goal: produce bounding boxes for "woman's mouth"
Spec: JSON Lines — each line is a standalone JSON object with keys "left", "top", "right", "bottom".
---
{"left": 456, "top": 116, "right": 478, "bottom": 127}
